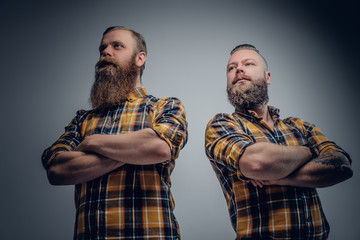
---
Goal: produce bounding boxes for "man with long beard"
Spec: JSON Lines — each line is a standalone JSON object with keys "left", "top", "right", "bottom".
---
{"left": 42, "top": 26, "right": 188, "bottom": 240}
{"left": 205, "top": 44, "right": 353, "bottom": 239}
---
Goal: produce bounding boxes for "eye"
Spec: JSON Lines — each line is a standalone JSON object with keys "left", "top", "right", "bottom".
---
{"left": 245, "top": 62, "right": 255, "bottom": 66}
{"left": 228, "top": 66, "right": 236, "bottom": 72}
{"left": 114, "top": 43, "right": 123, "bottom": 49}
{"left": 99, "top": 44, "right": 106, "bottom": 53}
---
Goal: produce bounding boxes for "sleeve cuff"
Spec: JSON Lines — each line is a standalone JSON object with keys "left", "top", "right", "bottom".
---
{"left": 236, "top": 142, "right": 255, "bottom": 181}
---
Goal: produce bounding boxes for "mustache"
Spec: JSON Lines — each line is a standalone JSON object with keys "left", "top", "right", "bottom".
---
{"left": 232, "top": 74, "right": 251, "bottom": 84}
{"left": 95, "top": 57, "right": 119, "bottom": 71}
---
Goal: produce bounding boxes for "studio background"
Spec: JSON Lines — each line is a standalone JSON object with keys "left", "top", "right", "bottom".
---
{"left": 1, "top": 1, "right": 359, "bottom": 239}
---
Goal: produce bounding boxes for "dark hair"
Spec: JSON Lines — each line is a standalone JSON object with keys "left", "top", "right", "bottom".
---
{"left": 102, "top": 26, "right": 147, "bottom": 76}
{"left": 230, "top": 44, "right": 268, "bottom": 70}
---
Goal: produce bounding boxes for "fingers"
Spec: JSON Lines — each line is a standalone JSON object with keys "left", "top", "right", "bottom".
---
{"left": 248, "top": 179, "right": 266, "bottom": 188}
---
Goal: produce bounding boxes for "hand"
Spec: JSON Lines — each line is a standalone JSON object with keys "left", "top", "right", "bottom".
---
{"left": 247, "top": 179, "right": 278, "bottom": 188}
{"left": 247, "top": 179, "right": 266, "bottom": 188}
{"left": 75, "top": 135, "right": 96, "bottom": 152}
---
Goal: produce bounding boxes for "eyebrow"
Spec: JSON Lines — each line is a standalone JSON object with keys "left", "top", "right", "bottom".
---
{"left": 227, "top": 62, "right": 236, "bottom": 68}
{"left": 227, "top": 58, "right": 257, "bottom": 67}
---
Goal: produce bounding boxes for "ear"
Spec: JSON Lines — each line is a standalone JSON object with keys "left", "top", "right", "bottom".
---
{"left": 135, "top": 51, "right": 146, "bottom": 68}
{"left": 266, "top": 71, "right": 271, "bottom": 85}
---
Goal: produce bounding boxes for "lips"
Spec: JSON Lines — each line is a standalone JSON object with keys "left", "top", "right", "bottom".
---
{"left": 101, "top": 61, "right": 116, "bottom": 68}
{"left": 96, "top": 59, "right": 117, "bottom": 71}
{"left": 233, "top": 77, "right": 250, "bottom": 85}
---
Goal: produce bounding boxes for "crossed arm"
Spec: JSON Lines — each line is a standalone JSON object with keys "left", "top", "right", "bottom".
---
{"left": 205, "top": 114, "right": 353, "bottom": 189}
{"left": 240, "top": 142, "right": 353, "bottom": 188}
{"left": 47, "top": 128, "right": 171, "bottom": 185}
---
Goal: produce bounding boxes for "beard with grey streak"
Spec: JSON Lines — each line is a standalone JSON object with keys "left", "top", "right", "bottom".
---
{"left": 90, "top": 55, "right": 138, "bottom": 111}
{"left": 227, "top": 74, "right": 269, "bottom": 112}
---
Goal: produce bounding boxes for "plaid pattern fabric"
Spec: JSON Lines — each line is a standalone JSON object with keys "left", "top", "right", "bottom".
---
{"left": 205, "top": 106, "right": 349, "bottom": 239}
{"left": 42, "top": 87, "right": 187, "bottom": 240}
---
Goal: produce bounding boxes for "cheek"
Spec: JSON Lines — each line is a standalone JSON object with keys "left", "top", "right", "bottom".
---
{"left": 227, "top": 72, "right": 234, "bottom": 84}
{"left": 226, "top": 79, "right": 232, "bottom": 87}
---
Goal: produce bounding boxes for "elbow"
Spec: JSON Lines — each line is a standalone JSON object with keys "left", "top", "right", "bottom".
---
{"left": 327, "top": 156, "right": 354, "bottom": 186}
{"left": 341, "top": 165, "right": 353, "bottom": 181}
{"left": 47, "top": 167, "right": 66, "bottom": 185}
{"left": 318, "top": 166, "right": 353, "bottom": 188}
{"left": 47, "top": 171, "right": 59, "bottom": 185}
{"left": 240, "top": 145, "right": 269, "bottom": 179}
{"left": 240, "top": 153, "right": 288, "bottom": 180}
{"left": 240, "top": 154, "right": 269, "bottom": 179}
{"left": 156, "top": 142, "right": 172, "bottom": 161}
{"left": 335, "top": 152, "right": 353, "bottom": 181}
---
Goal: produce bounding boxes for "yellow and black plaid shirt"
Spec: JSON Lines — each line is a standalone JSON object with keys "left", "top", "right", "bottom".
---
{"left": 205, "top": 106, "right": 350, "bottom": 239}
{"left": 42, "top": 87, "right": 188, "bottom": 240}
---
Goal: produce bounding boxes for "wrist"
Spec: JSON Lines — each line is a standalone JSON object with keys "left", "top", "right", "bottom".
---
{"left": 303, "top": 143, "right": 318, "bottom": 159}
{"left": 82, "top": 135, "right": 99, "bottom": 152}
{"left": 301, "top": 146, "right": 313, "bottom": 162}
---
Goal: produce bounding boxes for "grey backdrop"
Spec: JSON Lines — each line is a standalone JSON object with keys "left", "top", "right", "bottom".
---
{"left": 1, "top": 1, "right": 359, "bottom": 239}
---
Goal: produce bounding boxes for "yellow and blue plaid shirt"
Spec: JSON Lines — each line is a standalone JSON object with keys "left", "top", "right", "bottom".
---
{"left": 205, "top": 106, "right": 350, "bottom": 239}
{"left": 42, "top": 87, "right": 188, "bottom": 240}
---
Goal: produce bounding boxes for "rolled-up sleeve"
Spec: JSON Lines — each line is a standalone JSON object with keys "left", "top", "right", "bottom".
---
{"left": 151, "top": 97, "right": 188, "bottom": 160}
{"left": 300, "top": 120, "right": 352, "bottom": 164}
{"left": 205, "top": 113, "right": 254, "bottom": 179}
{"left": 41, "top": 110, "right": 86, "bottom": 170}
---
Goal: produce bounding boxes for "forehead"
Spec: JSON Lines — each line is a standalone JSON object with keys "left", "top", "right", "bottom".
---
{"left": 228, "top": 49, "right": 262, "bottom": 64}
{"left": 101, "top": 29, "right": 136, "bottom": 47}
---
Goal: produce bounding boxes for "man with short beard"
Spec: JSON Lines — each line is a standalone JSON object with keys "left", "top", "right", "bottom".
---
{"left": 205, "top": 44, "right": 352, "bottom": 239}
{"left": 42, "top": 26, "right": 188, "bottom": 240}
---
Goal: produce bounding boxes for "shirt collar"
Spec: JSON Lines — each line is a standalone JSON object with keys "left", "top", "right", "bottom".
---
{"left": 127, "top": 87, "right": 148, "bottom": 102}
{"left": 268, "top": 106, "right": 280, "bottom": 120}
{"left": 235, "top": 105, "right": 280, "bottom": 121}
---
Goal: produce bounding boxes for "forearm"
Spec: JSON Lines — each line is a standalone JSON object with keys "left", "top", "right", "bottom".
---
{"left": 76, "top": 128, "right": 171, "bottom": 165}
{"left": 267, "top": 152, "right": 353, "bottom": 188}
{"left": 47, "top": 151, "right": 125, "bottom": 185}
{"left": 240, "top": 142, "right": 312, "bottom": 180}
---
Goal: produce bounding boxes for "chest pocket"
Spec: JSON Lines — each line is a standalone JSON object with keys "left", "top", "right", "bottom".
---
{"left": 80, "top": 107, "right": 153, "bottom": 137}
{"left": 274, "top": 121, "right": 308, "bottom": 146}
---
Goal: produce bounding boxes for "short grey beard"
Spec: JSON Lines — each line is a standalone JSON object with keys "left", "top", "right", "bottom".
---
{"left": 227, "top": 77, "right": 269, "bottom": 112}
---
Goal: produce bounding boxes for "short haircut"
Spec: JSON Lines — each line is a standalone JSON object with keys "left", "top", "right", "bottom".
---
{"left": 230, "top": 44, "right": 268, "bottom": 70}
{"left": 102, "top": 26, "right": 147, "bottom": 76}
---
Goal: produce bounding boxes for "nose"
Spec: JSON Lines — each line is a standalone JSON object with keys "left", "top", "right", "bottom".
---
{"left": 236, "top": 65, "right": 244, "bottom": 74}
{"left": 101, "top": 46, "right": 113, "bottom": 57}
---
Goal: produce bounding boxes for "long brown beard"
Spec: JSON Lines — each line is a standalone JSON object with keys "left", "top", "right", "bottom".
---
{"left": 90, "top": 56, "right": 138, "bottom": 110}
{"left": 227, "top": 75, "right": 269, "bottom": 112}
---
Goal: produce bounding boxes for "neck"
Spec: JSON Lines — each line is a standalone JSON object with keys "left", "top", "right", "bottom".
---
{"left": 254, "top": 104, "right": 274, "bottom": 131}
{"left": 134, "top": 75, "right": 142, "bottom": 88}
{"left": 253, "top": 104, "right": 269, "bottom": 119}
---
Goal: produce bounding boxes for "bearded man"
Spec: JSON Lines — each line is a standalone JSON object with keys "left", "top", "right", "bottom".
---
{"left": 205, "top": 44, "right": 352, "bottom": 239}
{"left": 42, "top": 26, "right": 188, "bottom": 240}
